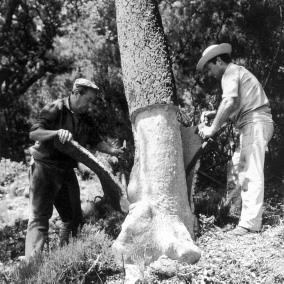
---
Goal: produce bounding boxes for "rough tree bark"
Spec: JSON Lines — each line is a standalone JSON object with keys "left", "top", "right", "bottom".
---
{"left": 113, "top": 0, "right": 201, "bottom": 271}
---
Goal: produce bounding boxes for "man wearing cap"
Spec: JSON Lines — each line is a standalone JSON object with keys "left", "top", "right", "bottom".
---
{"left": 25, "top": 78, "right": 124, "bottom": 262}
{"left": 196, "top": 43, "right": 274, "bottom": 236}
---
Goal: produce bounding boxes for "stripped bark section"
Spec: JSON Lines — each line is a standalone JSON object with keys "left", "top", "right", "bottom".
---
{"left": 54, "top": 138, "right": 129, "bottom": 213}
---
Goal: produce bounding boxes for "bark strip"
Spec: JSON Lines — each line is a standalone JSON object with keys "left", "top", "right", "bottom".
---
{"left": 54, "top": 138, "right": 129, "bottom": 213}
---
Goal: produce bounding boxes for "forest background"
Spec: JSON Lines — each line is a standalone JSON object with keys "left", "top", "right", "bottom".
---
{"left": 1, "top": 0, "right": 284, "bottom": 174}
{"left": 0, "top": 0, "right": 284, "bottom": 283}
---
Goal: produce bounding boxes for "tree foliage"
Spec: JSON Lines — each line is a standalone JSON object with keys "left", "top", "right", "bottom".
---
{"left": 160, "top": 0, "right": 284, "bottom": 174}
{"left": 62, "top": 0, "right": 130, "bottom": 135}
{"left": 0, "top": 0, "right": 283, "bottom": 175}
{"left": 160, "top": 0, "right": 283, "bottom": 121}
{"left": 0, "top": 0, "right": 74, "bottom": 160}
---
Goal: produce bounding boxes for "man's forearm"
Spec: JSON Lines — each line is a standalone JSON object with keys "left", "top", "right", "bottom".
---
{"left": 30, "top": 128, "right": 58, "bottom": 142}
{"left": 211, "top": 97, "right": 237, "bottom": 132}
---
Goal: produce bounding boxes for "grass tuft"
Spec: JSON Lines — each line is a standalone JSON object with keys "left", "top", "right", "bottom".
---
{"left": 8, "top": 225, "right": 123, "bottom": 283}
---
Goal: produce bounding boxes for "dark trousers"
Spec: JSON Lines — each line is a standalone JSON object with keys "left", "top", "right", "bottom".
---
{"left": 25, "top": 159, "right": 82, "bottom": 262}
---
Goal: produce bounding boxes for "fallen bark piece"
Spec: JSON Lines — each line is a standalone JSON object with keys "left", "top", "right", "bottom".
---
{"left": 54, "top": 138, "right": 129, "bottom": 213}
{"left": 149, "top": 255, "right": 181, "bottom": 277}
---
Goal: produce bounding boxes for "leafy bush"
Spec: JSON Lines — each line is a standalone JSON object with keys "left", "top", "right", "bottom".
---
{"left": 0, "top": 159, "right": 27, "bottom": 187}
{"left": 0, "top": 219, "right": 28, "bottom": 263}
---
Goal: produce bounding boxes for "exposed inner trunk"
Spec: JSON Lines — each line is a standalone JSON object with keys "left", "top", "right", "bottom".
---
{"left": 113, "top": 104, "right": 201, "bottom": 265}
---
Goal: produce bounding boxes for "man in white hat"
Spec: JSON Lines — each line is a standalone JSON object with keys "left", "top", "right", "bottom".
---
{"left": 196, "top": 43, "right": 274, "bottom": 235}
{"left": 25, "top": 78, "right": 124, "bottom": 262}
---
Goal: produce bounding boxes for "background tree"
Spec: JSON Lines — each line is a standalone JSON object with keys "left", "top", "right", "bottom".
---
{"left": 0, "top": 0, "right": 78, "bottom": 160}
{"left": 60, "top": 0, "right": 130, "bottom": 138}
{"left": 21, "top": 0, "right": 134, "bottom": 176}
{"left": 159, "top": 0, "right": 283, "bottom": 118}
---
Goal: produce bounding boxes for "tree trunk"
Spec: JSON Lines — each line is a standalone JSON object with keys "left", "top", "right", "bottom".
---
{"left": 113, "top": 0, "right": 201, "bottom": 272}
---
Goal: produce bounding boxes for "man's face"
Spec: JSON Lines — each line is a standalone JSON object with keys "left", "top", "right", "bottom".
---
{"left": 73, "top": 89, "right": 97, "bottom": 114}
{"left": 206, "top": 59, "right": 223, "bottom": 80}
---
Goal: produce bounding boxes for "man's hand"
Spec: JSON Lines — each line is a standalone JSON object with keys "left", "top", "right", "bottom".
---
{"left": 112, "top": 147, "right": 125, "bottom": 158}
{"left": 198, "top": 126, "right": 217, "bottom": 139}
{"left": 57, "top": 129, "right": 73, "bottom": 144}
{"left": 96, "top": 140, "right": 127, "bottom": 158}
{"left": 200, "top": 110, "right": 217, "bottom": 124}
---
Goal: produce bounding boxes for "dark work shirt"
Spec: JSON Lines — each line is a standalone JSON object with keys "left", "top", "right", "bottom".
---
{"left": 29, "top": 97, "right": 102, "bottom": 169}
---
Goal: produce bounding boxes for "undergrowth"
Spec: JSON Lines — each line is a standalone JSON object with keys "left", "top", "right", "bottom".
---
{"left": 2, "top": 197, "right": 283, "bottom": 284}
{"left": 0, "top": 158, "right": 283, "bottom": 283}
{"left": 6, "top": 225, "right": 123, "bottom": 284}
{"left": 0, "top": 158, "right": 27, "bottom": 187}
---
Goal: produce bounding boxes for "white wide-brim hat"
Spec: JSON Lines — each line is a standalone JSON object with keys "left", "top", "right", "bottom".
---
{"left": 196, "top": 43, "right": 232, "bottom": 71}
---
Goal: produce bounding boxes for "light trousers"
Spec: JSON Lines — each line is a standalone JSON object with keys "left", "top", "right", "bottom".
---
{"left": 231, "top": 122, "right": 274, "bottom": 231}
